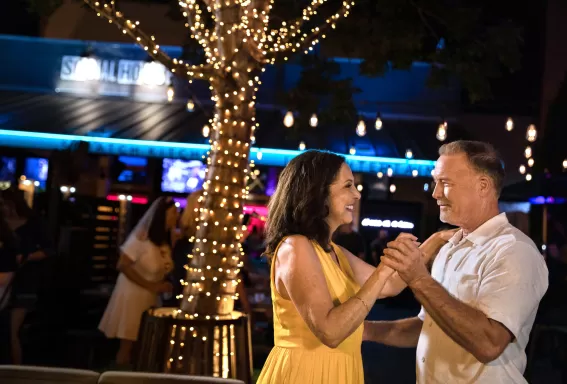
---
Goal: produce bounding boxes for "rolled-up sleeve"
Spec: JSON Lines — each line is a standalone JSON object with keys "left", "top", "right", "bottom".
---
{"left": 476, "top": 242, "right": 548, "bottom": 339}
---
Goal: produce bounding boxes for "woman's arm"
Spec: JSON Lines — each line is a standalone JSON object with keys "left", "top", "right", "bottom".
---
{"left": 341, "top": 230, "right": 456, "bottom": 298}
{"left": 117, "top": 253, "right": 170, "bottom": 293}
{"left": 275, "top": 235, "right": 395, "bottom": 349}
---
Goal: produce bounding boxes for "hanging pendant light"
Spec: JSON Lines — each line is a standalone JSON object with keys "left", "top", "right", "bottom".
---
{"left": 375, "top": 114, "right": 383, "bottom": 130}
{"left": 283, "top": 111, "right": 294, "bottom": 128}
{"left": 309, "top": 114, "right": 318, "bottom": 128}
{"left": 505, "top": 117, "right": 514, "bottom": 131}
{"left": 356, "top": 119, "right": 366, "bottom": 137}
{"left": 436, "top": 122, "right": 447, "bottom": 141}
{"left": 526, "top": 124, "right": 537, "bottom": 142}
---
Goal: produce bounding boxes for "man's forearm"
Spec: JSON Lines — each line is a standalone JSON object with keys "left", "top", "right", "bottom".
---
{"left": 363, "top": 317, "right": 423, "bottom": 348}
{"left": 409, "top": 276, "right": 496, "bottom": 360}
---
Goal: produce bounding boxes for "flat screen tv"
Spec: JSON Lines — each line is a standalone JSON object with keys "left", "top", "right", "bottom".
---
{"left": 113, "top": 156, "right": 148, "bottom": 184}
{"left": 0, "top": 157, "right": 16, "bottom": 182}
{"left": 161, "top": 159, "right": 206, "bottom": 194}
{"left": 24, "top": 157, "right": 49, "bottom": 188}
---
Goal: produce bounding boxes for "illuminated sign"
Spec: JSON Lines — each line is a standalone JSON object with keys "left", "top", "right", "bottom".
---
{"left": 0, "top": 129, "right": 436, "bottom": 176}
{"left": 60, "top": 56, "right": 171, "bottom": 86}
{"left": 361, "top": 218, "right": 415, "bottom": 229}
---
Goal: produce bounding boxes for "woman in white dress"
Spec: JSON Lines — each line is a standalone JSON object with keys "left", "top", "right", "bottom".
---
{"left": 99, "top": 197, "right": 178, "bottom": 366}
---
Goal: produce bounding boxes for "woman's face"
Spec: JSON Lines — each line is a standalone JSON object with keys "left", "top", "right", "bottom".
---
{"left": 165, "top": 205, "right": 179, "bottom": 231}
{"left": 326, "top": 163, "right": 361, "bottom": 231}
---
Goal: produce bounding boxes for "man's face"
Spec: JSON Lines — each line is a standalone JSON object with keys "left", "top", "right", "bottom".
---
{"left": 432, "top": 153, "right": 483, "bottom": 227}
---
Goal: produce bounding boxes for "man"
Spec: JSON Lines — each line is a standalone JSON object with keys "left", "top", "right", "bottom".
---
{"left": 365, "top": 141, "right": 548, "bottom": 383}
{"left": 332, "top": 222, "right": 366, "bottom": 260}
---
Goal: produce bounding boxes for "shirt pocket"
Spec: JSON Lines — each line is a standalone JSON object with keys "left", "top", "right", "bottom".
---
{"left": 452, "top": 272, "right": 479, "bottom": 306}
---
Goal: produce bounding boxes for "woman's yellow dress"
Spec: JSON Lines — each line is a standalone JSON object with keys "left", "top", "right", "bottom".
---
{"left": 257, "top": 239, "right": 364, "bottom": 384}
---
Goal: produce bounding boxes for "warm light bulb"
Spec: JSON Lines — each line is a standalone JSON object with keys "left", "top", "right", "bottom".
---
{"left": 256, "top": 151, "right": 263, "bottom": 160}
{"left": 356, "top": 119, "right": 366, "bottom": 137}
{"left": 519, "top": 165, "right": 526, "bottom": 174}
{"left": 375, "top": 116, "right": 383, "bottom": 130}
{"left": 202, "top": 125, "right": 210, "bottom": 137}
{"left": 309, "top": 114, "right": 318, "bottom": 128}
{"left": 526, "top": 124, "right": 537, "bottom": 142}
{"left": 167, "top": 85, "right": 174, "bottom": 102}
{"left": 506, "top": 117, "right": 514, "bottom": 131}
{"left": 377, "top": 172, "right": 383, "bottom": 179}
{"left": 563, "top": 159, "right": 567, "bottom": 169}
{"left": 186, "top": 98, "right": 195, "bottom": 112}
{"left": 299, "top": 141, "right": 306, "bottom": 151}
{"left": 283, "top": 111, "right": 294, "bottom": 128}
{"left": 526, "top": 174, "right": 532, "bottom": 181}
{"left": 387, "top": 167, "right": 393, "bottom": 177}
{"left": 349, "top": 147, "right": 356, "bottom": 155}
{"left": 528, "top": 158, "right": 534, "bottom": 167}
{"left": 390, "top": 184, "right": 396, "bottom": 193}
{"left": 405, "top": 149, "right": 413, "bottom": 159}
{"left": 436, "top": 123, "right": 447, "bottom": 141}
{"left": 412, "top": 170, "right": 418, "bottom": 177}
{"left": 524, "top": 146, "right": 532, "bottom": 158}
{"left": 357, "top": 184, "right": 363, "bottom": 192}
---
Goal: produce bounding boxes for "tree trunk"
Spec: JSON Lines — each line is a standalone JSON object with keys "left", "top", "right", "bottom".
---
{"left": 181, "top": 2, "right": 261, "bottom": 316}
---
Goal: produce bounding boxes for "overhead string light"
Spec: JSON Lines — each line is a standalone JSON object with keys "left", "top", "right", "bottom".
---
{"left": 375, "top": 113, "right": 383, "bottom": 130}
{"left": 356, "top": 119, "right": 366, "bottom": 137}
{"left": 506, "top": 117, "right": 514, "bottom": 131}
{"left": 436, "top": 121, "right": 447, "bottom": 141}
{"left": 526, "top": 124, "right": 537, "bottom": 142}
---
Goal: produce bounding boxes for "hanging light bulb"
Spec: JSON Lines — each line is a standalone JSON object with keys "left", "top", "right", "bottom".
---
{"left": 387, "top": 167, "right": 393, "bottom": 177}
{"left": 389, "top": 184, "right": 397, "bottom": 193}
{"left": 186, "top": 98, "right": 195, "bottom": 112}
{"left": 436, "top": 122, "right": 447, "bottom": 141}
{"left": 202, "top": 125, "right": 210, "bottom": 137}
{"left": 283, "top": 111, "right": 294, "bottom": 128}
{"left": 526, "top": 174, "right": 532, "bottom": 181}
{"left": 377, "top": 172, "right": 383, "bottom": 179}
{"left": 528, "top": 158, "right": 534, "bottom": 167}
{"left": 506, "top": 117, "right": 514, "bottom": 131}
{"left": 166, "top": 84, "right": 174, "bottom": 102}
{"left": 349, "top": 147, "right": 356, "bottom": 155}
{"left": 412, "top": 170, "right": 418, "bottom": 177}
{"left": 356, "top": 119, "right": 366, "bottom": 137}
{"left": 519, "top": 165, "right": 526, "bottom": 174}
{"left": 405, "top": 149, "right": 413, "bottom": 159}
{"left": 309, "top": 114, "right": 318, "bottom": 128}
{"left": 251, "top": 136, "right": 256, "bottom": 144}
{"left": 375, "top": 114, "right": 383, "bottom": 130}
{"left": 526, "top": 124, "right": 537, "bottom": 142}
{"left": 357, "top": 185, "right": 363, "bottom": 192}
{"left": 563, "top": 159, "right": 567, "bottom": 169}
{"left": 299, "top": 141, "right": 306, "bottom": 151}
{"left": 524, "top": 146, "right": 532, "bottom": 159}
{"left": 256, "top": 151, "right": 263, "bottom": 160}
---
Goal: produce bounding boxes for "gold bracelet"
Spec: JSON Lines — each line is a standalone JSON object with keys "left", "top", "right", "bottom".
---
{"left": 354, "top": 296, "right": 369, "bottom": 312}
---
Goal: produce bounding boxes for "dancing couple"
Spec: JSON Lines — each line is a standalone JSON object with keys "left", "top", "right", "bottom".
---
{"left": 257, "top": 141, "right": 548, "bottom": 383}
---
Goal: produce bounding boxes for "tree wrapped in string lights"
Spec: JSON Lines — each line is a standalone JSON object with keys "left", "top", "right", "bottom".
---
{"left": 81, "top": 0, "right": 354, "bottom": 317}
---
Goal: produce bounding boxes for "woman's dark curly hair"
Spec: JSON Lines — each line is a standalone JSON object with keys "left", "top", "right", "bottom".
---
{"left": 264, "top": 150, "right": 345, "bottom": 260}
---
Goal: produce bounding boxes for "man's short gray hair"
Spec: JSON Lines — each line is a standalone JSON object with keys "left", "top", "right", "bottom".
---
{"left": 439, "top": 140, "right": 505, "bottom": 195}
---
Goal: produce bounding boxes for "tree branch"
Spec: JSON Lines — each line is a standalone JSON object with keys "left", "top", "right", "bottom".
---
{"left": 83, "top": 0, "right": 217, "bottom": 81}
{"left": 179, "top": 0, "right": 214, "bottom": 51}
{"left": 265, "top": 0, "right": 354, "bottom": 62}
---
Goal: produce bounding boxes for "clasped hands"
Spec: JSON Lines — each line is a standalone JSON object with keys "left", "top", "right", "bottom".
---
{"left": 380, "top": 229, "right": 458, "bottom": 287}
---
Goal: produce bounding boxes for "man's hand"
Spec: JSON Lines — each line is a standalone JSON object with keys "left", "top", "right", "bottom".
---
{"left": 381, "top": 238, "right": 429, "bottom": 286}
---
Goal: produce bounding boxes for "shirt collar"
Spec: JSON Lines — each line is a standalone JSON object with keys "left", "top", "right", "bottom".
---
{"left": 447, "top": 213, "right": 508, "bottom": 247}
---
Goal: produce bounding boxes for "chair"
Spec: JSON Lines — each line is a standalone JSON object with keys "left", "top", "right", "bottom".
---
{"left": 0, "top": 365, "right": 100, "bottom": 384}
{"left": 98, "top": 371, "right": 245, "bottom": 384}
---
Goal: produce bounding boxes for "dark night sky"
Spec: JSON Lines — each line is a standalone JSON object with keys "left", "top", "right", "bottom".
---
{"left": 0, "top": 0, "right": 546, "bottom": 116}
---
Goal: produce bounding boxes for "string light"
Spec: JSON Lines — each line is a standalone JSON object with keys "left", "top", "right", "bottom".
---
{"left": 186, "top": 98, "right": 195, "bottom": 112}
{"left": 436, "top": 122, "right": 447, "bottom": 141}
{"left": 526, "top": 174, "right": 532, "bottom": 181}
{"left": 375, "top": 114, "right": 383, "bottom": 130}
{"left": 405, "top": 149, "right": 413, "bottom": 159}
{"left": 356, "top": 119, "right": 366, "bottom": 136}
{"left": 519, "top": 165, "right": 526, "bottom": 175}
{"left": 389, "top": 184, "right": 396, "bottom": 193}
{"left": 81, "top": 0, "right": 358, "bottom": 322}
{"left": 412, "top": 170, "right": 418, "bottom": 177}
{"left": 563, "top": 159, "right": 567, "bottom": 169}
{"left": 524, "top": 146, "right": 532, "bottom": 159}
{"left": 506, "top": 117, "right": 514, "bottom": 131}
{"left": 528, "top": 158, "right": 534, "bottom": 167}
{"left": 298, "top": 141, "right": 306, "bottom": 150}
{"left": 349, "top": 146, "right": 356, "bottom": 155}
{"left": 357, "top": 184, "right": 363, "bottom": 191}
{"left": 283, "top": 111, "right": 294, "bottom": 128}
{"left": 387, "top": 167, "right": 393, "bottom": 177}
{"left": 309, "top": 114, "right": 318, "bottom": 128}
{"left": 526, "top": 124, "right": 537, "bottom": 142}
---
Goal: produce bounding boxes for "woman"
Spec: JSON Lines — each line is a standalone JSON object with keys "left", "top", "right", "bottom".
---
{"left": 99, "top": 197, "right": 177, "bottom": 366}
{"left": 257, "top": 150, "right": 451, "bottom": 383}
{"left": 1, "top": 188, "right": 53, "bottom": 365}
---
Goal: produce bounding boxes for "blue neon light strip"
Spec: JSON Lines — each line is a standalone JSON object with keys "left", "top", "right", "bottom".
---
{"left": 0, "top": 129, "right": 435, "bottom": 176}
